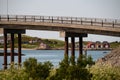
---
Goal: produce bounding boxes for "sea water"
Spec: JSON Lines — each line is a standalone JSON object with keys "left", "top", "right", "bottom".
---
{"left": 0, "top": 50, "right": 110, "bottom": 69}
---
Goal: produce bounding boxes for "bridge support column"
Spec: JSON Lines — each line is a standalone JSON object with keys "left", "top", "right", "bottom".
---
{"left": 71, "top": 37, "right": 75, "bottom": 57}
{"left": 79, "top": 37, "right": 83, "bottom": 56}
{"left": 64, "top": 37, "right": 68, "bottom": 56}
{"left": 18, "top": 33, "right": 21, "bottom": 66}
{"left": 4, "top": 31, "right": 7, "bottom": 69}
{"left": 71, "top": 37, "right": 75, "bottom": 64}
{"left": 11, "top": 33, "right": 14, "bottom": 63}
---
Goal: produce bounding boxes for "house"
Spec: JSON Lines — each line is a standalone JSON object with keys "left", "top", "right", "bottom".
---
{"left": 87, "top": 42, "right": 96, "bottom": 48}
{"left": 38, "top": 42, "right": 50, "bottom": 50}
{"left": 29, "top": 39, "right": 42, "bottom": 44}
{"left": 95, "top": 41, "right": 102, "bottom": 48}
{"left": 102, "top": 41, "right": 110, "bottom": 48}
{"left": 86, "top": 41, "right": 110, "bottom": 49}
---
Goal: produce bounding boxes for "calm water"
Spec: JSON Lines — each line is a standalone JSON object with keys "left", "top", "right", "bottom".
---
{"left": 0, "top": 50, "right": 110, "bottom": 69}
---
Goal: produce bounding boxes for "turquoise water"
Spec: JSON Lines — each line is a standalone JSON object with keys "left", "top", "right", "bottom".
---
{"left": 0, "top": 50, "right": 110, "bottom": 69}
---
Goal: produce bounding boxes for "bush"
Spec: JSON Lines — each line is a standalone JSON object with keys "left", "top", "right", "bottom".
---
{"left": 0, "top": 63, "right": 29, "bottom": 80}
{"left": 77, "top": 55, "right": 94, "bottom": 68}
{"left": 90, "top": 64, "right": 120, "bottom": 80}
{"left": 48, "top": 54, "right": 92, "bottom": 80}
{"left": 24, "top": 58, "right": 53, "bottom": 80}
{"left": 0, "top": 58, "right": 53, "bottom": 80}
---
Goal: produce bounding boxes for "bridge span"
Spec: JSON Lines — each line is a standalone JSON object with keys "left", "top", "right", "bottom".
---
{"left": 0, "top": 15, "right": 120, "bottom": 69}
{"left": 0, "top": 15, "right": 120, "bottom": 36}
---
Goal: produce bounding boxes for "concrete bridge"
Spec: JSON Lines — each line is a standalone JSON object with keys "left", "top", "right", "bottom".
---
{"left": 0, "top": 15, "right": 120, "bottom": 69}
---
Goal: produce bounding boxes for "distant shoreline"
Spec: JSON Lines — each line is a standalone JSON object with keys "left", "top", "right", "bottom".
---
{"left": 0, "top": 48, "right": 34, "bottom": 50}
{"left": 0, "top": 48, "right": 112, "bottom": 51}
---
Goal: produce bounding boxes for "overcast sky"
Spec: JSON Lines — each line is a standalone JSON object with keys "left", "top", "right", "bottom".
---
{"left": 0, "top": 0, "right": 120, "bottom": 42}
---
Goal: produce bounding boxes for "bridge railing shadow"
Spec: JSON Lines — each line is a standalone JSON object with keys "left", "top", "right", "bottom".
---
{"left": 0, "top": 15, "right": 120, "bottom": 28}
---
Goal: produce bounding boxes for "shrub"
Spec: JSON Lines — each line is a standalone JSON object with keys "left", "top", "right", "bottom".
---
{"left": 0, "top": 58, "right": 53, "bottom": 80}
{"left": 90, "top": 64, "right": 120, "bottom": 80}
{"left": 0, "top": 63, "right": 29, "bottom": 80}
{"left": 23, "top": 58, "right": 53, "bottom": 80}
{"left": 48, "top": 54, "right": 92, "bottom": 80}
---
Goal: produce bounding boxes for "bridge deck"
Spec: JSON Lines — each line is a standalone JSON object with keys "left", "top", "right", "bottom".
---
{"left": 0, "top": 15, "right": 120, "bottom": 36}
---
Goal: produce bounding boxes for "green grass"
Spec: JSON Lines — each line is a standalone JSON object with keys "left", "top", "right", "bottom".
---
{"left": 110, "top": 41, "right": 120, "bottom": 49}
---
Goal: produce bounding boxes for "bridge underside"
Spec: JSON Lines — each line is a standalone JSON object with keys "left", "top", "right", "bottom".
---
{"left": 0, "top": 21, "right": 120, "bottom": 37}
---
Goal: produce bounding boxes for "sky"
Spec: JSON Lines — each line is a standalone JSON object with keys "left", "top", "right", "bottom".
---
{"left": 0, "top": 0, "right": 120, "bottom": 42}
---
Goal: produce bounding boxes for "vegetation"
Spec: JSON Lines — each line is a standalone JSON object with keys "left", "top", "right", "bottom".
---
{"left": 0, "top": 55, "right": 120, "bottom": 80}
{"left": 110, "top": 41, "right": 120, "bottom": 49}
{"left": 0, "top": 58, "right": 53, "bottom": 80}
{"left": 0, "top": 35, "right": 65, "bottom": 49}
{"left": 23, "top": 58, "right": 53, "bottom": 80}
{"left": 42, "top": 39, "right": 64, "bottom": 48}
{"left": 47, "top": 54, "right": 94, "bottom": 80}
{"left": 90, "top": 64, "right": 120, "bottom": 80}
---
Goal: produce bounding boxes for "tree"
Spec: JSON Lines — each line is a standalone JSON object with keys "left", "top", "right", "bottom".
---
{"left": 49, "top": 54, "right": 93, "bottom": 80}
{"left": 23, "top": 57, "right": 53, "bottom": 80}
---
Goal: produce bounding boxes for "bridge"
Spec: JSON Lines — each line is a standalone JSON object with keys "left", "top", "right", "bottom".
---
{"left": 0, "top": 15, "right": 120, "bottom": 69}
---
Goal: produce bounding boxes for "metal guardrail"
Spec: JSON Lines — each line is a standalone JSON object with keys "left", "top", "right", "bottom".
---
{"left": 0, "top": 15, "right": 120, "bottom": 28}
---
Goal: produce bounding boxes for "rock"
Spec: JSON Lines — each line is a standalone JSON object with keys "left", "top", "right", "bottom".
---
{"left": 96, "top": 45, "right": 120, "bottom": 67}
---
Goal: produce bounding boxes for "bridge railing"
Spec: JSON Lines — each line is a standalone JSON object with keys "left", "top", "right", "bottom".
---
{"left": 0, "top": 15, "right": 120, "bottom": 28}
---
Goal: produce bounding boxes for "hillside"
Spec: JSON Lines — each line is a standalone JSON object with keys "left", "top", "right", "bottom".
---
{"left": 21, "top": 35, "right": 65, "bottom": 49}
{"left": 0, "top": 35, "right": 119, "bottom": 49}
{"left": 0, "top": 35, "right": 64, "bottom": 49}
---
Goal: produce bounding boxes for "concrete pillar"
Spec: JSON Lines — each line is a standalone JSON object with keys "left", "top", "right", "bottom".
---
{"left": 65, "top": 37, "right": 68, "bottom": 56}
{"left": 18, "top": 33, "right": 21, "bottom": 66}
{"left": 79, "top": 37, "right": 83, "bottom": 56}
{"left": 71, "top": 37, "right": 75, "bottom": 57}
{"left": 4, "top": 32, "right": 7, "bottom": 69}
{"left": 11, "top": 33, "right": 14, "bottom": 63}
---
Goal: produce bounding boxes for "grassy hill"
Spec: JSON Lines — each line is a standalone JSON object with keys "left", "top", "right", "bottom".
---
{"left": 17, "top": 35, "right": 64, "bottom": 49}
{"left": 110, "top": 41, "right": 120, "bottom": 49}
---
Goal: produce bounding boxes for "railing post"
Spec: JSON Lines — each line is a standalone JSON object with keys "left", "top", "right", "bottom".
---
{"left": 91, "top": 19, "right": 93, "bottom": 26}
{"left": 52, "top": 16, "right": 53, "bottom": 23}
{"left": 16, "top": 15, "right": 17, "bottom": 21}
{"left": 57, "top": 17, "right": 59, "bottom": 23}
{"left": 61, "top": 17, "right": 63, "bottom": 24}
{"left": 102, "top": 20, "right": 103, "bottom": 27}
{"left": 71, "top": 18, "right": 73, "bottom": 24}
{"left": 7, "top": 15, "right": 9, "bottom": 21}
{"left": 33, "top": 16, "right": 35, "bottom": 22}
{"left": 24, "top": 16, "right": 26, "bottom": 22}
{"left": 31, "top": 16, "right": 33, "bottom": 22}
{"left": 81, "top": 18, "right": 83, "bottom": 25}
{"left": 42, "top": 16, "right": 44, "bottom": 22}
{"left": 112, "top": 21, "right": 114, "bottom": 28}
{"left": 76, "top": 17, "right": 77, "bottom": 24}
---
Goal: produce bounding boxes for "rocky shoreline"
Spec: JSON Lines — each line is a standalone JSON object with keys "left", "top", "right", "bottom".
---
{"left": 96, "top": 45, "right": 120, "bottom": 67}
